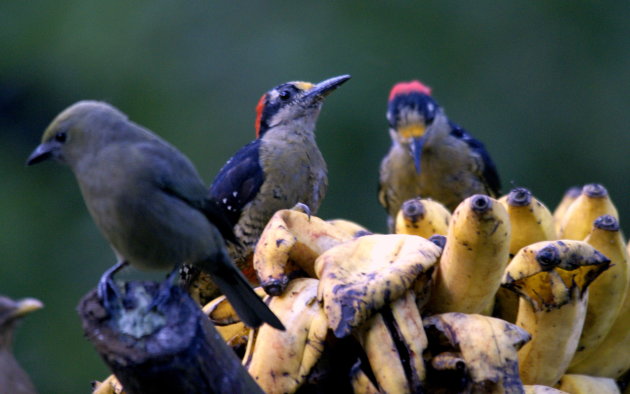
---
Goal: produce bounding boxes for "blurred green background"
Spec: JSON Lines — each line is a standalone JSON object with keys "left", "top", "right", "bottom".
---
{"left": 1, "top": 1, "right": 628, "bottom": 392}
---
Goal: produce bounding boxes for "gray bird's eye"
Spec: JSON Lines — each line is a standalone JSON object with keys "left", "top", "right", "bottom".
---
{"left": 279, "top": 90, "right": 291, "bottom": 100}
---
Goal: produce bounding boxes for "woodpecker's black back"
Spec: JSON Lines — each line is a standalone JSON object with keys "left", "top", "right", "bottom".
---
{"left": 209, "top": 139, "right": 264, "bottom": 227}
{"left": 448, "top": 121, "right": 501, "bottom": 196}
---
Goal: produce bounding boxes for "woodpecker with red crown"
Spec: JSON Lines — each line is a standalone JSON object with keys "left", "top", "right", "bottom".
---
{"left": 378, "top": 80, "right": 500, "bottom": 230}
{"left": 184, "top": 75, "right": 350, "bottom": 301}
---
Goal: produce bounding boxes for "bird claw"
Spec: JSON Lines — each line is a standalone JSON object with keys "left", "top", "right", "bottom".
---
{"left": 291, "top": 202, "right": 312, "bottom": 221}
{"left": 97, "top": 260, "right": 129, "bottom": 312}
{"left": 147, "top": 267, "right": 180, "bottom": 312}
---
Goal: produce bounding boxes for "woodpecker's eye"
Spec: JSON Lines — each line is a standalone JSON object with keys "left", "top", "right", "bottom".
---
{"left": 279, "top": 90, "right": 292, "bottom": 101}
{"left": 54, "top": 132, "right": 67, "bottom": 143}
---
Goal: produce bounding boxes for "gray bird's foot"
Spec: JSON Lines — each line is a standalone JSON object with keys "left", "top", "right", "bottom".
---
{"left": 291, "top": 202, "right": 312, "bottom": 220}
{"left": 97, "top": 260, "right": 129, "bottom": 312}
{"left": 148, "top": 267, "right": 181, "bottom": 312}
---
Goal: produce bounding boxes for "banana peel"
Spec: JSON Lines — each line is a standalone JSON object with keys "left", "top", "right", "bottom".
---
{"left": 524, "top": 385, "right": 568, "bottom": 393}
{"left": 555, "top": 374, "right": 620, "bottom": 394}
{"left": 501, "top": 240, "right": 611, "bottom": 386}
{"left": 394, "top": 197, "right": 451, "bottom": 238}
{"left": 553, "top": 186, "right": 581, "bottom": 237}
{"left": 254, "top": 209, "right": 363, "bottom": 295}
{"left": 423, "top": 312, "right": 531, "bottom": 393}
{"left": 314, "top": 233, "right": 442, "bottom": 338}
{"left": 243, "top": 278, "right": 328, "bottom": 394}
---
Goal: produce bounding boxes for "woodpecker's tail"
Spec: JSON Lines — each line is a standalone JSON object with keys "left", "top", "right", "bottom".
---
{"left": 204, "top": 254, "right": 285, "bottom": 330}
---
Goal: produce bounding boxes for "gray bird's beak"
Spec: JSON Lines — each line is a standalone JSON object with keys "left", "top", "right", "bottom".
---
{"left": 26, "top": 141, "right": 57, "bottom": 166}
{"left": 410, "top": 136, "right": 425, "bottom": 174}
{"left": 12, "top": 298, "right": 44, "bottom": 318}
{"left": 304, "top": 74, "right": 351, "bottom": 101}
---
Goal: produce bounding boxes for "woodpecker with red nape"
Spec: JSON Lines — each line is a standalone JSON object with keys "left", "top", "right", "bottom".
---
{"left": 378, "top": 80, "right": 500, "bottom": 230}
{"left": 184, "top": 75, "right": 350, "bottom": 301}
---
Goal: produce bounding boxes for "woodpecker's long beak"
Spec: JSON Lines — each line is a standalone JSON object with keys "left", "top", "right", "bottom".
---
{"left": 410, "top": 136, "right": 424, "bottom": 174}
{"left": 304, "top": 75, "right": 351, "bottom": 101}
{"left": 26, "top": 141, "right": 57, "bottom": 165}
{"left": 398, "top": 124, "right": 426, "bottom": 174}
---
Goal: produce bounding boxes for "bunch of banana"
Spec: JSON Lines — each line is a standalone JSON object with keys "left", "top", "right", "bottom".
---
{"left": 393, "top": 197, "right": 451, "bottom": 238}
{"left": 501, "top": 240, "right": 611, "bottom": 386}
{"left": 568, "top": 216, "right": 630, "bottom": 378}
{"left": 555, "top": 374, "right": 621, "bottom": 394}
{"left": 557, "top": 183, "right": 619, "bottom": 240}
{"left": 254, "top": 208, "right": 370, "bottom": 296}
{"left": 423, "top": 312, "right": 531, "bottom": 392}
{"left": 426, "top": 194, "right": 511, "bottom": 315}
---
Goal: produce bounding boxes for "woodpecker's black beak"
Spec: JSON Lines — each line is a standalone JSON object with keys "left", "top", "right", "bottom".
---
{"left": 304, "top": 75, "right": 351, "bottom": 101}
{"left": 410, "top": 136, "right": 425, "bottom": 174}
{"left": 26, "top": 141, "right": 57, "bottom": 166}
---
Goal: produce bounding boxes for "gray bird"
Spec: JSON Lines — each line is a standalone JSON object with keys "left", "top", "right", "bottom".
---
{"left": 27, "top": 101, "right": 283, "bottom": 329}
{"left": 0, "top": 296, "right": 42, "bottom": 394}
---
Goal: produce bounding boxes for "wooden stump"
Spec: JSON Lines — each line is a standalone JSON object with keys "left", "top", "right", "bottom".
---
{"left": 78, "top": 281, "right": 262, "bottom": 394}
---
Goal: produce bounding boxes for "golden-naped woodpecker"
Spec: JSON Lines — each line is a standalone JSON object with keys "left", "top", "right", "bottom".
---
{"left": 26, "top": 101, "right": 283, "bottom": 329}
{"left": 210, "top": 75, "right": 351, "bottom": 269}
{"left": 378, "top": 80, "right": 500, "bottom": 230}
{"left": 0, "top": 296, "right": 42, "bottom": 394}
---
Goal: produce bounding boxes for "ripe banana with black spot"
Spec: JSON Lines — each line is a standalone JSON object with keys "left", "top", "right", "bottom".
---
{"left": 553, "top": 186, "right": 581, "bottom": 236}
{"left": 314, "top": 233, "right": 441, "bottom": 338}
{"left": 555, "top": 374, "right": 620, "bottom": 394}
{"left": 423, "top": 312, "right": 531, "bottom": 393}
{"left": 394, "top": 197, "right": 451, "bottom": 238}
{"left": 568, "top": 215, "right": 628, "bottom": 368}
{"left": 558, "top": 183, "right": 619, "bottom": 240}
{"left": 253, "top": 209, "right": 358, "bottom": 296}
{"left": 568, "top": 217, "right": 630, "bottom": 378}
{"left": 426, "top": 194, "right": 511, "bottom": 315}
{"left": 501, "top": 240, "right": 611, "bottom": 386}
{"left": 326, "top": 218, "right": 372, "bottom": 238}
{"left": 243, "top": 278, "right": 328, "bottom": 394}
{"left": 524, "top": 385, "right": 568, "bottom": 393}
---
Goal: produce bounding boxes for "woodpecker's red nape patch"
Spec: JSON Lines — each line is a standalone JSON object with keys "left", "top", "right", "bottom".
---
{"left": 254, "top": 93, "right": 267, "bottom": 138}
{"left": 389, "top": 80, "right": 432, "bottom": 101}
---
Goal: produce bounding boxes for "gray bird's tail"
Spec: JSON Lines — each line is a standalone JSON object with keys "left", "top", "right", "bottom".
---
{"left": 205, "top": 255, "right": 284, "bottom": 330}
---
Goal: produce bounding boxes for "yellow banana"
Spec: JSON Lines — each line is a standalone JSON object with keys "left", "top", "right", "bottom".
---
{"left": 201, "top": 287, "right": 268, "bottom": 349}
{"left": 427, "top": 194, "right": 511, "bottom": 315}
{"left": 524, "top": 386, "right": 568, "bottom": 393}
{"left": 553, "top": 186, "right": 581, "bottom": 236}
{"left": 354, "top": 290, "right": 427, "bottom": 393}
{"left": 423, "top": 312, "right": 531, "bottom": 393}
{"left": 498, "top": 187, "right": 556, "bottom": 257}
{"left": 243, "top": 278, "right": 328, "bottom": 394}
{"left": 349, "top": 360, "right": 380, "bottom": 394}
{"left": 253, "top": 209, "right": 358, "bottom": 295}
{"left": 326, "top": 218, "right": 372, "bottom": 238}
{"left": 568, "top": 217, "right": 630, "bottom": 378}
{"left": 92, "top": 374, "right": 124, "bottom": 394}
{"left": 501, "top": 240, "right": 611, "bottom": 386}
{"left": 558, "top": 183, "right": 619, "bottom": 240}
{"left": 394, "top": 197, "right": 451, "bottom": 238}
{"left": 568, "top": 215, "right": 629, "bottom": 368}
{"left": 494, "top": 187, "right": 556, "bottom": 323}
{"left": 555, "top": 374, "right": 620, "bottom": 394}
{"left": 314, "top": 233, "right": 442, "bottom": 338}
